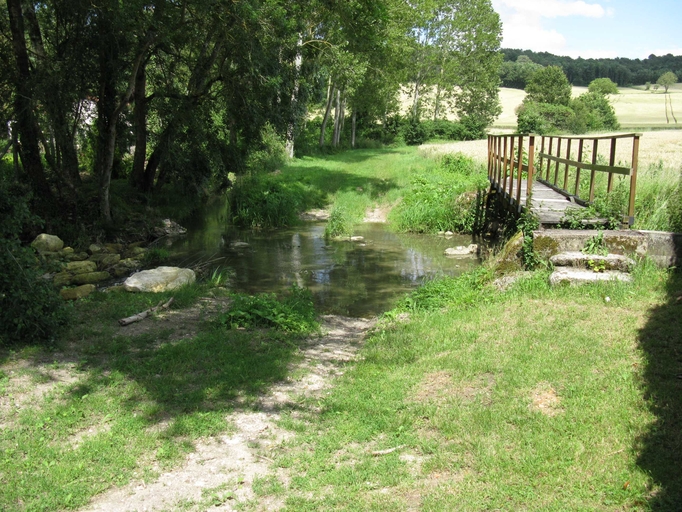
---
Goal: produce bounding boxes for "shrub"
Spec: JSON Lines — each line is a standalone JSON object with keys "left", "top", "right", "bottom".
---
{"left": 517, "top": 101, "right": 574, "bottom": 134}
{"left": 0, "top": 176, "right": 67, "bottom": 347}
{"left": 217, "top": 286, "right": 317, "bottom": 333}
{"left": 401, "top": 118, "right": 428, "bottom": 146}
{"left": 246, "top": 123, "right": 288, "bottom": 174}
{"left": 570, "top": 92, "right": 620, "bottom": 132}
{"left": 230, "top": 175, "right": 305, "bottom": 229}
{"left": 588, "top": 78, "right": 619, "bottom": 95}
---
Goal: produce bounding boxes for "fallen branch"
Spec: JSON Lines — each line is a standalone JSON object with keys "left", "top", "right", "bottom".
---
{"left": 119, "top": 297, "right": 174, "bottom": 326}
{"left": 371, "top": 445, "right": 406, "bottom": 456}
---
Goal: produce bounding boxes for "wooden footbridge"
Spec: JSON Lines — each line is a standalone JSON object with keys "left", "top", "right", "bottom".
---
{"left": 487, "top": 133, "right": 641, "bottom": 226}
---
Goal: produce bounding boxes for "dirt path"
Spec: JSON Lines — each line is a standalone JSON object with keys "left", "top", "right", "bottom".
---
{"left": 81, "top": 315, "right": 376, "bottom": 512}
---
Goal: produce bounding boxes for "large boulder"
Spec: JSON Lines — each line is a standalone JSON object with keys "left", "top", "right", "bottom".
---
{"left": 31, "top": 234, "right": 64, "bottom": 253}
{"left": 124, "top": 266, "right": 196, "bottom": 293}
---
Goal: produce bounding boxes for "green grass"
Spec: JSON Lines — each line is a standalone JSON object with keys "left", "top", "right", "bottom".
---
{"left": 0, "top": 284, "right": 314, "bottom": 511}
{"left": 261, "top": 263, "right": 681, "bottom": 511}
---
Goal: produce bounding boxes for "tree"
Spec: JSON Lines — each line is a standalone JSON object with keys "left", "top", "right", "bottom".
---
{"left": 657, "top": 71, "right": 678, "bottom": 93}
{"left": 499, "top": 55, "right": 543, "bottom": 89}
{"left": 588, "top": 77, "right": 618, "bottom": 95}
{"left": 404, "top": 0, "right": 502, "bottom": 130}
{"left": 524, "top": 65, "right": 572, "bottom": 106}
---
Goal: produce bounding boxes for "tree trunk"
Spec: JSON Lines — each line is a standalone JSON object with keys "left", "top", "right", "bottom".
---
{"left": 351, "top": 110, "right": 357, "bottom": 149}
{"left": 285, "top": 35, "right": 303, "bottom": 158}
{"left": 130, "top": 62, "right": 148, "bottom": 190}
{"left": 24, "top": 0, "right": 80, "bottom": 192}
{"left": 338, "top": 98, "right": 346, "bottom": 146}
{"left": 411, "top": 71, "right": 422, "bottom": 120}
{"left": 97, "top": 26, "right": 153, "bottom": 220}
{"left": 6, "top": 0, "right": 53, "bottom": 201}
{"left": 332, "top": 89, "right": 341, "bottom": 147}
{"left": 319, "top": 81, "right": 334, "bottom": 148}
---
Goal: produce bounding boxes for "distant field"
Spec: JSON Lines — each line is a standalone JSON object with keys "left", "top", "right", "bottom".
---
{"left": 495, "top": 84, "right": 682, "bottom": 129}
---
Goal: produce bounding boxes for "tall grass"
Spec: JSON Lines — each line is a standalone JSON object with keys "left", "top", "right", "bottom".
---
{"left": 390, "top": 153, "right": 489, "bottom": 233}
{"left": 324, "top": 191, "right": 372, "bottom": 238}
{"left": 229, "top": 174, "right": 325, "bottom": 229}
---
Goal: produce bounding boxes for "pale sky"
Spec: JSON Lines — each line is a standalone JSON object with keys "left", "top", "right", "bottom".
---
{"left": 491, "top": 0, "right": 682, "bottom": 59}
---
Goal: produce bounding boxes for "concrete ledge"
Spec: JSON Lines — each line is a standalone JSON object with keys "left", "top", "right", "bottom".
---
{"left": 533, "top": 229, "right": 682, "bottom": 268}
{"left": 549, "top": 268, "right": 633, "bottom": 286}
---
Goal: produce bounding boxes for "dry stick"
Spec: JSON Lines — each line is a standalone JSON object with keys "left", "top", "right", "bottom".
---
{"left": 119, "top": 297, "right": 174, "bottom": 326}
{"left": 371, "top": 445, "right": 406, "bottom": 456}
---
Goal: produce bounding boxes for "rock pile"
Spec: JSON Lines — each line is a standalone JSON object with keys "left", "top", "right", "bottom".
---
{"left": 31, "top": 234, "right": 147, "bottom": 300}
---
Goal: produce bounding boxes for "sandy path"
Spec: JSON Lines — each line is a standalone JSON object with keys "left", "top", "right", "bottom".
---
{"left": 81, "top": 315, "right": 375, "bottom": 512}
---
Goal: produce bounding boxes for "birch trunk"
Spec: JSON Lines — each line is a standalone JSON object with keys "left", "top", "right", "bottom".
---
{"left": 285, "top": 35, "right": 303, "bottom": 158}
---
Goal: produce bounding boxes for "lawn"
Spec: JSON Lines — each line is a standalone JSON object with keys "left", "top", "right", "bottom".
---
{"left": 1, "top": 146, "right": 680, "bottom": 511}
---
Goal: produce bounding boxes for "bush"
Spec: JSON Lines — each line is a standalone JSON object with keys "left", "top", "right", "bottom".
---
{"left": 246, "top": 123, "right": 288, "bottom": 174}
{"left": 588, "top": 78, "right": 619, "bottom": 95}
{"left": 217, "top": 286, "right": 317, "bottom": 333}
{"left": 570, "top": 92, "right": 620, "bottom": 132}
{"left": 422, "top": 119, "right": 484, "bottom": 141}
{"left": 0, "top": 176, "right": 67, "bottom": 347}
{"left": 517, "top": 101, "right": 574, "bottom": 134}
{"left": 401, "top": 118, "right": 428, "bottom": 146}
{"left": 229, "top": 173, "right": 324, "bottom": 229}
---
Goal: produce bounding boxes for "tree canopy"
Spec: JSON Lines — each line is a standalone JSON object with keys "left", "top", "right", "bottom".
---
{"left": 524, "top": 66, "right": 572, "bottom": 106}
{"left": 588, "top": 77, "right": 619, "bottom": 95}
{"left": 657, "top": 72, "right": 678, "bottom": 93}
{"left": 1, "top": 0, "right": 504, "bottom": 223}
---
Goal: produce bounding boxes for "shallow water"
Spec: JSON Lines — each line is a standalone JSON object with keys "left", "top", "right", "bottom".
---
{"left": 165, "top": 199, "right": 481, "bottom": 317}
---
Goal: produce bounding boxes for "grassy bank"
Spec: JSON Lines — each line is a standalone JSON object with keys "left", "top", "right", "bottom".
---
{"left": 267, "top": 264, "right": 682, "bottom": 510}
{"left": 2, "top": 260, "right": 680, "bottom": 510}
{"left": 231, "top": 146, "right": 488, "bottom": 237}
{"left": 0, "top": 284, "right": 317, "bottom": 511}
{"left": 2, "top": 145, "right": 681, "bottom": 510}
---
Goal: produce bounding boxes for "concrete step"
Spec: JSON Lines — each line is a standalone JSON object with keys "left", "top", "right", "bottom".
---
{"left": 549, "top": 267, "right": 633, "bottom": 286}
{"left": 549, "top": 251, "right": 635, "bottom": 272}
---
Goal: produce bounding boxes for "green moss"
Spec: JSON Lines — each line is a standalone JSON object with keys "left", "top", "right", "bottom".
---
{"left": 532, "top": 234, "right": 560, "bottom": 259}
{"left": 489, "top": 231, "right": 524, "bottom": 275}
{"left": 605, "top": 234, "right": 642, "bottom": 255}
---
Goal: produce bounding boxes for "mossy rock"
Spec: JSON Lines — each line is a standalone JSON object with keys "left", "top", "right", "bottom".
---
{"left": 71, "top": 271, "right": 110, "bottom": 285}
{"left": 489, "top": 231, "right": 524, "bottom": 275}
{"left": 60, "top": 284, "right": 96, "bottom": 301}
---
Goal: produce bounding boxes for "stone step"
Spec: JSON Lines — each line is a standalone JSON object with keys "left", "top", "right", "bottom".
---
{"left": 549, "top": 267, "right": 633, "bottom": 286}
{"left": 549, "top": 251, "right": 635, "bottom": 272}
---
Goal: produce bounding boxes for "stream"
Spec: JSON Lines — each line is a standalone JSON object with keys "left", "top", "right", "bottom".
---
{"left": 164, "top": 199, "right": 482, "bottom": 317}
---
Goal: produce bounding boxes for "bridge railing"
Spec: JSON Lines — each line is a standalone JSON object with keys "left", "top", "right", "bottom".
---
{"left": 488, "top": 133, "right": 641, "bottom": 225}
{"left": 487, "top": 133, "right": 536, "bottom": 212}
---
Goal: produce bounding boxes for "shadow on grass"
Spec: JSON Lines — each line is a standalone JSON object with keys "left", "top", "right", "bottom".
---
{"left": 637, "top": 269, "right": 682, "bottom": 510}
{"left": 282, "top": 165, "right": 399, "bottom": 201}
{"left": 70, "top": 325, "right": 305, "bottom": 428}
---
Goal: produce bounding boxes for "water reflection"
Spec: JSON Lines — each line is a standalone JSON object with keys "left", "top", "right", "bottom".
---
{"left": 167, "top": 200, "right": 480, "bottom": 317}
